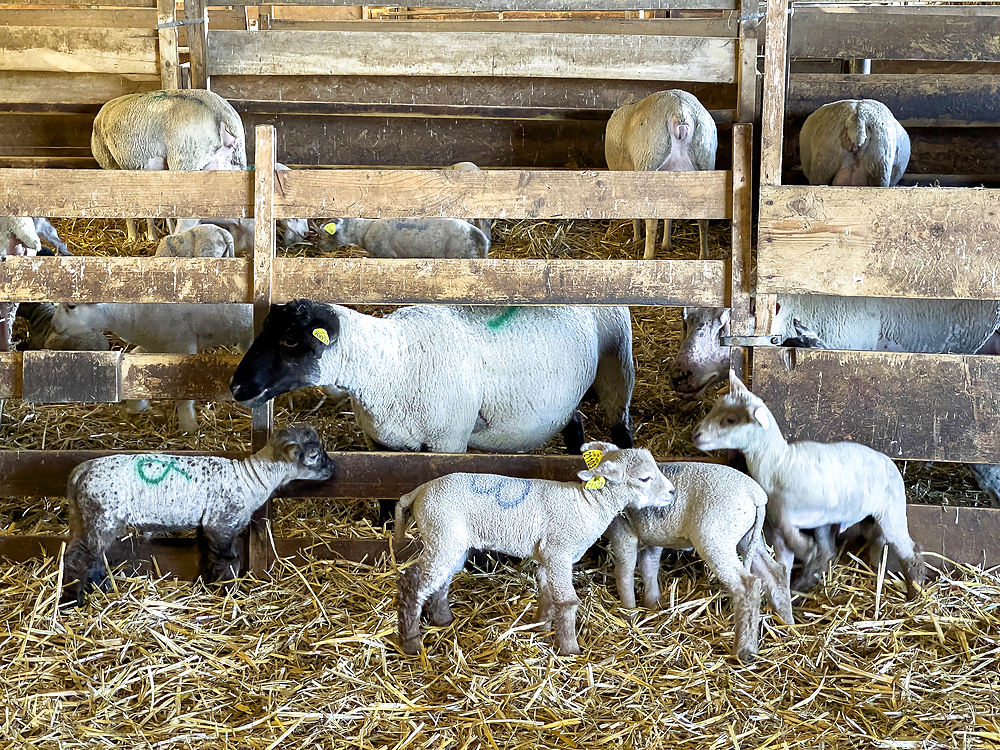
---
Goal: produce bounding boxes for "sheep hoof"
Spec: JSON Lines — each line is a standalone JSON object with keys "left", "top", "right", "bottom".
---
{"left": 556, "top": 641, "right": 582, "bottom": 656}
{"left": 735, "top": 646, "right": 758, "bottom": 664}
{"left": 399, "top": 637, "right": 423, "bottom": 656}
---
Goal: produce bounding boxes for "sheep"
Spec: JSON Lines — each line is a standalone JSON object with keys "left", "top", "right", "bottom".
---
{"left": 394, "top": 442, "right": 675, "bottom": 655}
{"left": 172, "top": 217, "right": 309, "bottom": 256}
{"left": 970, "top": 464, "right": 1000, "bottom": 509}
{"left": 61, "top": 425, "right": 334, "bottom": 606}
{"left": 91, "top": 89, "right": 247, "bottom": 242}
{"left": 51, "top": 301, "right": 253, "bottom": 433}
{"left": 445, "top": 161, "right": 493, "bottom": 244}
{"left": 692, "top": 372, "right": 926, "bottom": 599}
{"left": 605, "top": 89, "right": 718, "bottom": 260}
{"left": 156, "top": 223, "right": 235, "bottom": 258}
{"left": 320, "top": 217, "right": 490, "bottom": 259}
{"left": 800, "top": 99, "right": 910, "bottom": 186}
{"left": 15, "top": 302, "right": 110, "bottom": 352}
{"left": 605, "top": 461, "right": 793, "bottom": 662}
{"left": 33, "top": 218, "right": 71, "bottom": 256}
{"left": 669, "top": 296, "right": 1000, "bottom": 400}
{"left": 1, "top": 216, "right": 42, "bottom": 352}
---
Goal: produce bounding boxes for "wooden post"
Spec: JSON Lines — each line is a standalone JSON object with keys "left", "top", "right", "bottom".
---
{"left": 184, "top": 0, "right": 210, "bottom": 90}
{"left": 728, "top": 123, "right": 753, "bottom": 382}
{"left": 736, "top": 0, "right": 759, "bottom": 124}
{"left": 156, "top": 0, "right": 180, "bottom": 90}
{"left": 760, "top": 0, "right": 788, "bottom": 187}
{"left": 247, "top": 125, "right": 276, "bottom": 576}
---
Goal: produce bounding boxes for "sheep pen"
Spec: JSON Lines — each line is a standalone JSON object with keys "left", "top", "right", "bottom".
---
{"left": 1, "top": 216, "right": 998, "bottom": 748}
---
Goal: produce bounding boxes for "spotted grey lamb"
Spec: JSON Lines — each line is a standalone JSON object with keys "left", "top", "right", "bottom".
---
{"left": 321, "top": 217, "right": 490, "bottom": 259}
{"left": 61, "top": 425, "right": 334, "bottom": 606}
{"left": 394, "top": 442, "right": 675, "bottom": 655}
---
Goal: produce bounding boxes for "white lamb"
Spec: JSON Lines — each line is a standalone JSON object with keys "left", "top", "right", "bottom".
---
{"left": 321, "top": 217, "right": 489, "bottom": 259}
{"left": 605, "top": 89, "right": 718, "bottom": 259}
{"left": 800, "top": 99, "right": 910, "bottom": 186}
{"left": 394, "top": 442, "right": 675, "bottom": 655}
{"left": 61, "top": 425, "right": 334, "bottom": 606}
{"left": 605, "top": 461, "right": 793, "bottom": 662}
{"left": 0, "top": 216, "right": 42, "bottom": 351}
{"left": 51, "top": 301, "right": 253, "bottom": 433}
{"left": 156, "top": 224, "right": 235, "bottom": 258}
{"left": 692, "top": 372, "right": 926, "bottom": 598}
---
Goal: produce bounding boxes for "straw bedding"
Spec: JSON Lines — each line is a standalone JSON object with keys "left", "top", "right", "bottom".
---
{"left": 2, "top": 218, "right": 998, "bottom": 749}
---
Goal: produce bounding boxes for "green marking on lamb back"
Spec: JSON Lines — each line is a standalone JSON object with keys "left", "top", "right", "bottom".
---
{"left": 135, "top": 457, "right": 192, "bottom": 486}
{"left": 486, "top": 307, "right": 521, "bottom": 331}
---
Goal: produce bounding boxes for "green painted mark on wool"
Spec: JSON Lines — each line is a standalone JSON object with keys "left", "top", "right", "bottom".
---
{"left": 135, "top": 457, "right": 192, "bottom": 486}
{"left": 486, "top": 307, "right": 521, "bottom": 331}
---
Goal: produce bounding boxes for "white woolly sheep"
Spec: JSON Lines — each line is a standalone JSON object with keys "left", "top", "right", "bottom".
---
{"left": 16, "top": 301, "right": 110, "bottom": 353}
{"left": 669, "top": 296, "right": 1000, "bottom": 400}
{"left": 692, "top": 373, "right": 926, "bottom": 598}
{"left": 156, "top": 223, "right": 235, "bottom": 258}
{"left": 61, "top": 425, "right": 334, "bottom": 606}
{"left": 0, "top": 216, "right": 41, "bottom": 351}
{"left": 605, "top": 89, "right": 718, "bottom": 260}
{"left": 800, "top": 99, "right": 910, "bottom": 186}
{"left": 394, "top": 442, "right": 675, "bottom": 655}
{"left": 172, "top": 216, "right": 310, "bottom": 256}
{"left": 605, "top": 461, "right": 793, "bottom": 662}
{"left": 91, "top": 89, "right": 247, "bottom": 242}
{"left": 52, "top": 301, "right": 253, "bottom": 433}
{"left": 320, "top": 217, "right": 489, "bottom": 259}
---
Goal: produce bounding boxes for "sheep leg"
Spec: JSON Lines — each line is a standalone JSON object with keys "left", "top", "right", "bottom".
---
{"left": 560, "top": 411, "right": 585, "bottom": 455}
{"left": 610, "top": 537, "right": 639, "bottom": 610}
{"left": 638, "top": 546, "right": 664, "bottom": 610}
{"left": 792, "top": 524, "right": 838, "bottom": 591}
{"left": 770, "top": 528, "right": 797, "bottom": 594}
{"left": 546, "top": 561, "right": 582, "bottom": 655}
{"left": 707, "top": 549, "right": 762, "bottom": 662}
{"left": 632, "top": 219, "right": 642, "bottom": 243}
{"left": 874, "top": 514, "right": 926, "bottom": 600}
{"left": 398, "top": 557, "right": 462, "bottom": 655}
{"left": 176, "top": 400, "right": 198, "bottom": 434}
{"left": 660, "top": 218, "right": 672, "bottom": 253}
{"left": 643, "top": 218, "right": 659, "bottom": 260}
{"left": 697, "top": 219, "right": 710, "bottom": 260}
{"left": 62, "top": 535, "right": 104, "bottom": 606}
{"left": 198, "top": 526, "right": 242, "bottom": 590}
{"left": 125, "top": 218, "right": 140, "bottom": 243}
{"left": 424, "top": 582, "right": 454, "bottom": 627}
{"left": 750, "top": 549, "right": 795, "bottom": 625}
{"left": 144, "top": 218, "right": 158, "bottom": 243}
{"left": 534, "top": 564, "right": 554, "bottom": 626}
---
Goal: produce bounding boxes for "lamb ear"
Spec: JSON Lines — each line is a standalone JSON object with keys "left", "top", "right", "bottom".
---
{"left": 753, "top": 406, "right": 771, "bottom": 430}
{"left": 578, "top": 457, "right": 627, "bottom": 484}
{"left": 728, "top": 370, "right": 749, "bottom": 394}
{"left": 580, "top": 440, "right": 617, "bottom": 455}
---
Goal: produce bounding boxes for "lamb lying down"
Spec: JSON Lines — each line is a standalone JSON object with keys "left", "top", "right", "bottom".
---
{"left": 394, "top": 443, "right": 675, "bottom": 656}
{"left": 61, "top": 425, "right": 334, "bottom": 606}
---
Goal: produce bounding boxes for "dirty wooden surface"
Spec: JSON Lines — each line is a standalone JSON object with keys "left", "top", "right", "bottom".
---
{"left": 21, "top": 351, "right": 122, "bottom": 404}
{"left": 0, "top": 26, "right": 159, "bottom": 75}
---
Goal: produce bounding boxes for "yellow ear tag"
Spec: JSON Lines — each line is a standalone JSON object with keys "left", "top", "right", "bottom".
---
{"left": 322, "top": 222, "right": 337, "bottom": 235}
{"left": 583, "top": 476, "right": 606, "bottom": 490}
{"left": 312, "top": 328, "right": 330, "bottom": 345}
{"left": 583, "top": 449, "right": 603, "bottom": 469}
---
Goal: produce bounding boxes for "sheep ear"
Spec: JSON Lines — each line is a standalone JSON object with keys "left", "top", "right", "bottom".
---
{"left": 578, "top": 457, "right": 627, "bottom": 484}
{"left": 719, "top": 308, "right": 730, "bottom": 326}
{"left": 753, "top": 406, "right": 771, "bottom": 430}
{"left": 581, "top": 440, "right": 617, "bottom": 455}
{"left": 728, "top": 370, "right": 748, "bottom": 393}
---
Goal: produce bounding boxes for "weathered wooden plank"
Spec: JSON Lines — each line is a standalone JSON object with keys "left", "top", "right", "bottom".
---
{"left": 272, "top": 258, "right": 726, "bottom": 306}
{"left": 259, "top": 17, "right": 740, "bottom": 36}
{"left": 753, "top": 348, "right": 1000, "bottom": 464}
{"left": 184, "top": 0, "right": 210, "bottom": 90}
{"left": 0, "top": 352, "right": 20, "bottom": 399}
{"left": 759, "top": 0, "right": 787, "bottom": 186}
{"left": 907, "top": 505, "right": 1000, "bottom": 569}
{"left": 156, "top": 0, "right": 180, "bottom": 90}
{"left": 270, "top": 169, "right": 732, "bottom": 220}
{"left": 257, "top": 0, "right": 737, "bottom": 8}
{"left": 0, "top": 26, "right": 159, "bottom": 75}
{"left": 788, "top": 74, "right": 1000, "bottom": 128}
{"left": 0, "top": 257, "right": 249, "bottom": 304}
{"left": 728, "top": 123, "right": 753, "bottom": 378}
{"left": 10, "top": 0, "right": 156, "bottom": 6}
{"left": 208, "top": 30, "right": 737, "bottom": 83}
{"left": 790, "top": 5, "right": 1000, "bottom": 63}
{"left": 757, "top": 185, "right": 1000, "bottom": 299}
{"left": 0, "top": 8, "right": 156, "bottom": 27}
{"left": 22, "top": 350, "right": 121, "bottom": 403}
{"left": 0, "top": 168, "right": 252, "bottom": 218}
{"left": 0, "top": 71, "right": 160, "bottom": 105}
{"left": 121, "top": 352, "right": 242, "bottom": 400}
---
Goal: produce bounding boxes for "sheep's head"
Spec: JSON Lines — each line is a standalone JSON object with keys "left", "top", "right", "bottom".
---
{"left": 577, "top": 442, "right": 675, "bottom": 510}
{"left": 692, "top": 371, "right": 775, "bottom": 452}
{"left": 264, "top": 424, "right": 335, "bottom": 483}
{"left": 230, "top": 300, "right": 340, "bottom": 408}
{"left": 50, "top": 303, "right": 105, "bottom": 338}
{"left": 669, "top": 307, "right": 730, "bottom": 401}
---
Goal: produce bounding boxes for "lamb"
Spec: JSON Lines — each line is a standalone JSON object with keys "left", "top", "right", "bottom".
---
{"left": 669, "top": 296, "right": 1000, "bottom": 400}
{"left": 33, "top": 218, "right": 71, "bottom": 256}
{"left": 320, "top": 217, "right": 490, "bottom": 259}
{"left": 445, "top": 161, "right": 493, "bottom": 244}
{"left": 800, "top": 99, "right": 910, "bottom": 186}
{"left": 1, "top": 216, "right": 42, "bottom": 352}
{"left": 52, "top": 301, "right": 253, "bottom": 433}
{"left": 156, "top": 223, "right": 235, "bottom": 258}
{"left": 172, "top": 216, "right": 310, "bottom": 255}
{"left": 605, "top": 461, "right": 793, "bottom": 662}
{"left": 605, "top": 89, "right": 718, "bottom": 260}
{"left": 91, "top": 89, "right": 247, "bottom": 242}
{"left": 61, "top": 425, "right": 334, "bottom": 606}
{"left": 969, "top": 464, "right": 1000, "bottom": 509}
{"left": 692, "top": 372, "right": 926, "bottom": 599}
{"left": 394, "top": 442, "right": 675, "bottom": 655}
{"left": 15, "top": 302, "right": 110, "bottom": 352}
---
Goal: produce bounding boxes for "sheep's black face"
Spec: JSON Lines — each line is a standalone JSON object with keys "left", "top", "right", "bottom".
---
{"left": 230, "top": 300, "right": 340, "bottom": 408}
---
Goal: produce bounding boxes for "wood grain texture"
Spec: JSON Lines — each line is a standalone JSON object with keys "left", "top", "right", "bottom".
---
{"left": 22, "top": 350, "right": 121, "bottom": 403}
{"left": 729, "top": 123, "right": 753, "bottom": 382}
{"left": 0, "top": 8, "right": 156, "bottom": 28}
{"left": 753, "top": 348, "right": 1000, "bottom": 463}
{"left": 121, "top": 353, "right": 243, "bottom": 400}
{"left": 0, "top": 168, "right": 252, "bottom": 218}
{"left": 788, "top": 74, "right": 1000, "bottom": 128}
{"left": 270, "top": 169, "right": 732, "bottom": 220}
{"left": 0, "top": 26, "right": 158, "bottom": 75}
{"left": 790, "top": 5, "right": 1000, "bottom": 63}
{"left": 156, "top": 0, "right": 179, "bottom": 90}
{"left": 272, "top": 258, "right": 726, "bottom": 306}
{"left": 0, "top": 70, "right": 160, "bottom": 105}
{"left": 259, "top": 17, "right": 740, "bottom": 36}
{"left": 759, "top": 0, "right": 787, "bottom": 186}
{"left": 0, "top": 257, "right": 249, "bottom": 304}
{"left": 757, "top": 185, "right": 1000, "bottom": 299}
{"left": 11, "top": 0, "right": 156, "bottom": 6}
{"left": 183, "top": 0, "right": 209, "bottom": 90}
{"left": 250, "top": 0, "right": 738, "bottom": 9}
{"left": 208, "top": 29, "right": 736, "bottom": 83}
{"left": 0, "top": 352, "right": 20, "bottom": 399}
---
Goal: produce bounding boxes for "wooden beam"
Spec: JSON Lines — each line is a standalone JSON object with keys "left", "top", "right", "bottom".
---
{"left": 753, "top": 348, "right": 1000, "bottom": 464}
{"left": 208, "top": 30, "right": 737, "bottom": 83}
{"left": 0, "top": 8, "right": 157, "bottom": 27}
{"left": 259, "top": 17, "right": 740, "bottom": 36}
{"left": 757, "top": 185, "right": 1000, "bottom": 299}
{"left": 156, "top": 0, "right": 180, "bottom": 90}
{"left": 10, "top": 0, "right": 156, "bottom": 6}
{"left": 0, "top": 168, "right": 252, "bottom": 218}
{"left": 728, "top": 123, "right": 753, "bottom": 379}
{"left": 184, "top": 0, "right": 209, "bottom": 90}
{"left": 0, "top": 71, "right": 160, "bottom": 105}
{"left": 22, "top": 350, "right": 121, "bottom": 403}
{"left": 269, "top": 169, "right": 733, "bottom": 220}
{"left": 789, "top": 5, "right": 1000, "bottom": 63}
{"left": 252, "top": 0, "right": 738, "bottom": 9}
{"left": 787, "top": 74, "right": 1000, "bottom": 128}
{"left": 759, "top": 0, "right": 787, "bottom": 187}
{"left": 273, "top": 258, "right": 726, "bottom": 307}
{"left": 120, "top": 352, "right": 242, "bottom": 400}
{"left": 0, "top": 26, "right": 159, "bottom": 75}
{"left": 0, "top": 352, "right": 21, "bottom": 399}
{"left": 0, "top": 257, "right": 249, "bottom": 304}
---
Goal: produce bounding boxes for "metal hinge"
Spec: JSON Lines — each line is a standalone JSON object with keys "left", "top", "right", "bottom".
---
{"left": 721, "top": 335, "right": 783, "bottom": 347}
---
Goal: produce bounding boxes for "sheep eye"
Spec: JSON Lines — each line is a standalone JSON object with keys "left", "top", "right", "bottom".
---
{"left": 722, "top": 415, "right": 738, "bottom": 426}
{"left": 66, "top": 304, "right": 76, "bottom": 310}
{"left": 279, "top": 336, "right": 300, "bottom": 349}
{"left": 638, "top": 475, "right": 652, "bottom": 483}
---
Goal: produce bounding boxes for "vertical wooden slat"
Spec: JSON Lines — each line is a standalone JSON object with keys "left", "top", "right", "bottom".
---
{"left": 156, "top": 0, "right": 180, "bottom": 90}
{"left": 248, "top": 125, "right": 276, "bottom": 576}
{"left": 184, "top": 0, "right": 210, "bottom": 89}
{"left": 728, "top": 123, "right": 753, "bottom": 380}
{"left": 759, "top": 0, "right": 788, "bottom": 186}
{"left": 736, "top": 0, "right": 758, "bottom": 123}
